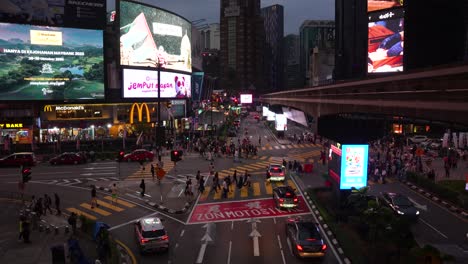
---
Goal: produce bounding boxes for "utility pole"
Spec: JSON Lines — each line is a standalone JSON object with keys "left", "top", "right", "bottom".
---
{"left": 157, "top": 59, "right": 162, "bottom": 161}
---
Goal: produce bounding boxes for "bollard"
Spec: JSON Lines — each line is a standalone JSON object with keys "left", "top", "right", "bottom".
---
{"left": 64, "top": 225, "right": 69, "bottom": 234}
{"left": 53, "top": 225, "right": 59, "bottom": 235}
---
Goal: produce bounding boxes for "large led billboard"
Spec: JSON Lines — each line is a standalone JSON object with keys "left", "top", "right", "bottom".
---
{"left": 0, "top": 0, "right": 106, "bottom": 29}
{"left": 368, "top": 7, "right": 404, "bottom": 73}
{"left": 368, "top": 0, "right": 403, "bottom": 12}
{"left": 275, "top": 114, "right": 287, "bottom": 131}
{"left": 0, "top": 23, "right": 104, "bottom": 101}
{"left": 120, "top": 0, "right": 192, "bottom": 73}
{"left": 123, "top": 68, "right": 191, "bottom": 99}
{"left": 240, "top": 94, "right": 253, "bottom": 104}
{"left": 340, "top": 145, "right": 369, "bottom": 190}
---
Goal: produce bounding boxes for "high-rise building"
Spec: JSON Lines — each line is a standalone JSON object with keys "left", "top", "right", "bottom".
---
{"left": 299, "top": 20, "right": 335, "bottom": 87}
{"left": 261, "top": 4, "right": 284, "bottom": 92}
{"left": 283, "top": 34, "right": 301, "bottom": 89}
{"left": 334, "top": 0, "right": 367, "bottom": 81}
{"left": 201, "top": 23, "right": 221, "bottom": 50}
{"left": 220, "top": 0, "right": 265, "bottom": 94}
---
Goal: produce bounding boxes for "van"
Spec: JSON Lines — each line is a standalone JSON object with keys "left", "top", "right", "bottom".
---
{"left": 0, "top": 152, "right": 37, "bottom": 167}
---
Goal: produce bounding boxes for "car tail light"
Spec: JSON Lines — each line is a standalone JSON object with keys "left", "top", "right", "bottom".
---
{"left": 280, "top": 173, "right": 284, "bottom": 176}
{"left": 279, "top": 198, "right": 284, "bottom": 203}
{"left": 161, "top": 235, "right": 169, "bottom": 240}
{"left": 293, "top": 198, "right": 298, "bottom": 203}
{"left": 306, "top": 238, "right": 316, "bottom": 241}
{"left": 322, "top": 244, "right": 327, "bottom": 251}
{"left": 296, "top": 245, "right": 303, "bottom": 251}
{"left": 141, "top": 239, "right": 148, "bottom": 244}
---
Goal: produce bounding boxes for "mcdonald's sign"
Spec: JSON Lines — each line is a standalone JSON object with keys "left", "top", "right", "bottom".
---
{"left": 130, "top": 103, "right": 151, "bottom": 124}
{"left": 43, "top": 105, "right": 53, "bottom": 112}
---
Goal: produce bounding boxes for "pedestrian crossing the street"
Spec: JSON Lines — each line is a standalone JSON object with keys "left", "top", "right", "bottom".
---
{"left": 126, "top": 156, "right": 174, "bottom": 180}
{"left": 199, "top": 179, "right": 298, "bottom": 201}
{"left": 66, "top": 195, "right": 136, "bottom": 221}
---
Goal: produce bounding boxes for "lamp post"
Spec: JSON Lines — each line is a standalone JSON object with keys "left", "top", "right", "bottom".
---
{"left": 156, "top": 59, "right": 162, "bottom": 161}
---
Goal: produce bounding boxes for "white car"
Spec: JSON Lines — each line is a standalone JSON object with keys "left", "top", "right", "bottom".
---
{"left": 135, "top": 217, "right": 169, "bottom": 254}
{"left": 267, "top": 164, "right": 285, "bottom": 181}
{"left": 409, "top": 135, "right": 428, "bottom": 144}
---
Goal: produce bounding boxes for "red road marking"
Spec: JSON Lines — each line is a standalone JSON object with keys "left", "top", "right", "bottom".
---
{"left": 188, "top": 196, "right": 310, "bottom": 224}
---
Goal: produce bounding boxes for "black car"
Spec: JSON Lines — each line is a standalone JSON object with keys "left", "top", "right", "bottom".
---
{"left": 381, "top": 192, "right": 420, "bottom": 218}
{"left": 273, "top": 186, "right": 298, "bottom": 209}
{"left": 286, "top": 218, "right": 327, "bottom": 258}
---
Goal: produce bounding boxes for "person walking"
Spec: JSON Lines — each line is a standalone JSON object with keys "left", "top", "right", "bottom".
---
{"left": 211, "top": 173, "right": 219, "bottom": 193}
{"left": 91, "top": 186, "right": 99, "bottom": 209}
{"left": 43, "top": 194, "right": 53, "bottom": 215}
{"left": 233, "top": 170, "right": 238, "bottom": 185}
{"left": 226, "top": 175, "right": 232, "bottom": 192}
{"left": 196, "top": 170, "right": 201, "bottom": 182}
{"left": 111, "top": 183, "right": 118, "bottom": 205}
{"left": 68, "top": 212, "right": 77, "bottom": 235}
{"left": 140, "top": 179, "right": 146, "bottom": 197}
{"left": 222, "top": 179, "right": 228, "bottom": 199}
{"left": 151, "top": 164, "right": 155, "bottom": 181}
{"left": 21, "top": 217, "right": 31, "bottom": 243}
{"left": 198, "top": 176, "right": 205, "bottom": 194}
{"left": 54, "top": 193, "right": 61, "bottom": 216}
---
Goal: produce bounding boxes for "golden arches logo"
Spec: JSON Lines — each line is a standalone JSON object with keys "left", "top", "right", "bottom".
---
{"left": 130, "top": 103, "right": 151, "bottom": 124}
{"left": 43, "top": 105, "right": 53, "bottom": 112}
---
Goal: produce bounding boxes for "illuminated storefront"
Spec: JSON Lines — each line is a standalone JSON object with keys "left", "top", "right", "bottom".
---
{"left": 0, "top": 122, "right": 33, "bottom": 144}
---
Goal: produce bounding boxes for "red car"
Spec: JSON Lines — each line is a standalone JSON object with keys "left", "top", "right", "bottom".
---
{"left": 49, "top": 152, "right": 85, "bottom": 165}
{"left": 0, "top": 152, "right": 36, "bottom": 167}
{"left": 123, "top": 149, "right": 154, "bottom": 162}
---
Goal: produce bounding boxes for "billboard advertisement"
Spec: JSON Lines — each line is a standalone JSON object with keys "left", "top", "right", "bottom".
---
{"left": 275, "top": 114, "right": 287, "bottom": 131}
{"left": 191, "top": 72, "right": 204, "bottom": 101}
{"left": 0, "top": 23, "right": 104, "bottom": 101}
{"left": 262, "top": 106, "right": 268, "bottom": 117}
{"left": 0, "top": 0, "right": 106, "bottom": 29}
{"left": 123, "top": 68, "right": 191, "bottom": 99}
{"left": 340, "top": 145, "right": 369, "bottom": 190}
{"left": 120, "top": 0, "right": 192, "bottom": 73}
{"left": 368, "top": 7, "right": 404, "bottom": 73}
{"left": 368, "top": 0, "right": 403, "bottom": 12}
{"left": 240, "top": 94, "right": 253, "bottom": 104}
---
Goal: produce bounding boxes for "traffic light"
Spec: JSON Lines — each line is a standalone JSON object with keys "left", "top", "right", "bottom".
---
{"left": 22, "top": 167, "right": 32, "bottom": 183}
{"left": 170, "top": 150, "right": 183, "bottom": 162}
{"left": 118, "top": 151, "right": 125, "bottom": 162}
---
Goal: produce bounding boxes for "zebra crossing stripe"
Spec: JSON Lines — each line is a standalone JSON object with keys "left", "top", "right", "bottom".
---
{"left": 274, "top": 146, "right": 280, "bottom": 149}
{"left": 286, "top": 145, "right": 293, "bottom": 148}
{"left": 281, "top": 145, "right": 286, "bottom": 149}
{"left": 80, "top": 203, "right": 111, "bottom": 216}
{"left": 66, "top": 208, "right": 97, "bottom": 221}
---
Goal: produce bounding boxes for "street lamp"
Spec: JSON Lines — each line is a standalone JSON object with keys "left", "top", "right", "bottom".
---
{"left": 156, "top": 58, "right": 162, "bottom": 161}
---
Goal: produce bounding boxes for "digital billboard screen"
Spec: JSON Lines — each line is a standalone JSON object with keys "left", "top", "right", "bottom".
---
{"left": 240, "top": 94, "right": 252, "bottom": 104}
{"left": 0, "top": 23, "right": 104, "bottom": 101}
{"left": 275, "top": 114, "right": 287, "bottom": 131}
{"left": 368, "top": 7, "right": 404, "bottom": 73}
{"left": 340, "top": 145, "right": 369, "bottom": 190}
{"left": 0, "top": 0, "right": 106, "bottom": 29}
{"left": 368, "top": 0, "right": 403, "bottom": 12}
{"left": 120, "top": 0, "right": 192, "bottom": 73}
{"left": 123, "top": 68, "right": 191, "bottom": 99}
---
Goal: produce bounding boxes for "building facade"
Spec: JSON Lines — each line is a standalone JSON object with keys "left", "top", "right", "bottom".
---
{"left": 283, "top": 34, "right": 301, "bottom": 89}
{"left": 220, "top": 0, "right": 265, "bottom": 94}
{"left": 201, "top": 23, "right": 221, "bottom": 50}
{"left": 299, "top": 20, "right": 335, "bottom": 87}
{"left": 261, "top": 5, "right": 284, "bottom": 93}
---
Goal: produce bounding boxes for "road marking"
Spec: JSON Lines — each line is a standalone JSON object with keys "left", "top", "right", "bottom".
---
{"left": 231, "top": 221, "right": 234, "bottom": 230}
{"left": 95, "top": 199, "right": 124, "bottom": 212}
{"left": 199, "top": 187, "right": 211, "bottom": 201}
{"left": 66, "top": 207, "right": 97, "bottom": 221}
{"left": 80, "top": 172, "right": 115, "bottom": 176}
{"left": 253, "top": 182, "right": 261, "bottom": 196}
{"left": 180, "top": 229, "right": 185, "bottom": 237}
{"left": 407, "top": 197, "right": 427, "bottom": 211}
{"left": 84, "top": 167, "right": 116, "bottom": 170}
{"left": 213, "top": 189, "right": 222, "bottom": 199}
{"left": 286, "top": 237, "right": 293, "bottom": 256}
{"left": 80, "top": 203, "right": 111, "bottom": 216}
{"left": 240, "top": 186, "right": 248, "bottom": 198}
{"left": 273, "top": 217, "right": 276, "bottom": 224}
{"left": 277, "top": 235, "right": 283, "bottom": 249}
{"left": 114, "top": 239, "right": 137, "bottom": 264}
{"left": 109, "top": 212, "right": 158, "bottom": 231}
{"left": 287, "top": 180, "right": 297, "bottom": 190}
{"left": 103, "top": 196, "right": 135, "bottom": 208}
{"left": 280, "top": 249, "right": 286, "bottom": 264}
{"left": 227, "top": 189, "right": 235, "bottom": 199}
{"left": 196, "top": 243, "right": 208, "bottom": 263}
{"left": 227, "top": 241, "right": 232, "bottom": 264}
{"left": 265, "top": 182, "right": 273, "bottom": 195}
{"left": 420, "top": 218, "right": 448, "bottom": 238}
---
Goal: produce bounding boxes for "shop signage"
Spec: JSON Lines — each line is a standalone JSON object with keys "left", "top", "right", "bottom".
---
{"left": 56, "top": 105, "right": 85, "bottom": 111}
{"left": 44, "top": 105, "right": 53, "bottom": 112}
{"left": 0, "top": 123, "right": 23, "bottom": 129}
{"left": 130, "top": 103, "right": 151, "bottom": 124}
{"left": 188, "top": 197, "right": 310, "bottom": 224}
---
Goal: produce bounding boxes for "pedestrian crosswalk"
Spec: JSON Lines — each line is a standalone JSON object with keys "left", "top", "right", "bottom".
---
{"left": 66, "top": 195, "right": 136, "bottom": 221}
{"left": 126, "top": 156, "right": 174, "bottom": 180}
{"left": 199, "top": 179, "right": 298, "bottom": 201}
{"left": 30, "top": 177, "right": 120, "bottom": 186}
{"left": 260, "top": 143, "right": 320, "bottom": 151}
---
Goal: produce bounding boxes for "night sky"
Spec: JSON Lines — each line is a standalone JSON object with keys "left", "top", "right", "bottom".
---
{"left": 108, "top": 0, "right": 335, "bottom": 35}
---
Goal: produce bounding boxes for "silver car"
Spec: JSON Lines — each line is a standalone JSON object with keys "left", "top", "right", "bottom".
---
{"left": 135, "top": 217, "right": 169, "bottom": 254}
{"left": 268, "top": 164, "right": 286, "bottom": 181}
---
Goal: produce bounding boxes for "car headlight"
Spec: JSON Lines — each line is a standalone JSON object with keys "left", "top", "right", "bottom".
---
{"left": 416, "top": 211, "right": 420, "bottom": 215}
{"left": 397, "top": 210, "right": 404, "bottom": 215}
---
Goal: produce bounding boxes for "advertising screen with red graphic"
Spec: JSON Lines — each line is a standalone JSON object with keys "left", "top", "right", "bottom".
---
{"left": 123, "top": 68, "right": 191, "bottom": 99}
{"left": 368, "top": 7, "right": 404, "bottom": 73}
{"left": 188, "top": 197, "right": 310, "bottom": 224}
{"left": 368, "top": 0, "right": 403, "bottom": 12}
{"left": 120, "top": 0, "right": 192, "bottom": 73}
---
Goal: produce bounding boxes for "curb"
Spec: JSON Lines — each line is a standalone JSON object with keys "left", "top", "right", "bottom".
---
{"left": 401, "top": 180, "right": 468, "bottom": 219}
{"left": 301, "top": 187, "right": 351, "bottom": 264}
{"left": 93, "top": 185, "right": 193, "bottom": 214}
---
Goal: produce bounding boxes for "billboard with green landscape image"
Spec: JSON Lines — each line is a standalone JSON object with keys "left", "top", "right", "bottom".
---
{"left": 0, "top": 22, "right": 104, "bottom": 100}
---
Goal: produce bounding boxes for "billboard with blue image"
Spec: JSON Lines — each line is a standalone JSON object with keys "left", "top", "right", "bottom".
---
{"left": 340, "top": 145, "right": 369, "bottom": 190}
{"left": 0, "top": 22, "right": 104, "bottom": 100}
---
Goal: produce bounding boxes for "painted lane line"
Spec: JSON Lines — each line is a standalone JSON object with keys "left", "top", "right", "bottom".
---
{"left": 277, "top": 235, "right": 282, "bottom": 249}
{"left": 180, "top": 229, "right": 185, "bottom": 237}
{"left": 231, "top": 221, "right": 234, "bottom": 230}
{"left": 196, "top": 243, "right": 208, "bottom": 264}
{"left": 227, "top": 241, "right": 232, "bottom": 264}
{"left": 419, "top": 218, "right": 448, "bottom": 239}
{"left": 252, "top": 235, "right": 260, "bottom": 256}
{"left": 273, "top": 217, "right": 276, "bottom": 224}
{"left": 286, "top": 237, "right": 293, "bottom": 256}
{"left": 84, "top": 167, "right": 116, "bottom": 170}
{"left": 175, "top": 243, "right": 179, "bottom": 249}
{"left": 280, "top": 249, "right": 286, "bottom": 264}
{"left": 109, "top": 212, "right": 158, "bottom": 231}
